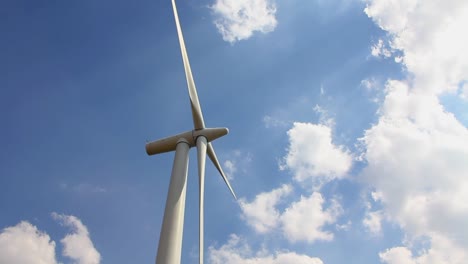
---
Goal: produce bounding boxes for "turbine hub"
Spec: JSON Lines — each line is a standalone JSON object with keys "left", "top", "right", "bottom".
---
{"left": 145, "top": 127, "right": 229, "bottom": 156}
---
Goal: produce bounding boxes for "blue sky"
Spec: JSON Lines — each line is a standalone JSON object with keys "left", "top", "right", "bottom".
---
{"left": 1, "top": 0, "right": 468, "bottom": 263}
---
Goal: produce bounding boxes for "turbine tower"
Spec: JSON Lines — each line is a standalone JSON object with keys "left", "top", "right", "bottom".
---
{"left": 145, "top": 1, "right": 237, "bottom": 263}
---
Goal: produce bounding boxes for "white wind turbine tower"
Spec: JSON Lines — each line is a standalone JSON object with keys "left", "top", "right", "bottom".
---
{"left": 145, "top": 0, "right": 237, "bottom": 264}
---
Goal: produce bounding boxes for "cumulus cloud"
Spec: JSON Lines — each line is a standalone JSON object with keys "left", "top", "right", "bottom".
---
{"left": 365, "top": 0, "right": 468, "bottom": 95}
{"left": 282, "top": 122, "right": 352, "bottom": 188}
{"left": 208, "top": 234, "right": 324, "bottom": 264}
{"left": 240, "top": 186, "right": 341, "bottom": 243}
{"left": 240, "top": 118, "right": 348, "bottom": 242}
{"left": 379, "top": 247, "right": 415, "bottom": 264}
{"left": 0, "top": 222, "right": 57, "bottom": 264}
{"left": 280, "top": 192, "right": 342, "bottom": 243}
{"left": 362, "top": 0, "right": 468, "bottom": 262}
{"left": 362, "top": 77, "right": 468, "bottom": 264}
{"left": 0, "top": 214, "right": 100, "bottom": 264}
{"left": 379, "top": 234, "right": 467, "bottom": 264}
{"left": 363, "top": 210, "right": 383, "bottom": 236}
{"left": 239, "top": 184, "right": 292, "bottom": 233}
{"left": 211, "top": 0, "right": 277, "bottom": 43}
{"left": 52, "top": 213, "right": 101, "bottom": 264}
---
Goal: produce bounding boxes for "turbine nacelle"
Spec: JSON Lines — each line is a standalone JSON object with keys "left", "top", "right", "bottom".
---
{"left": 146, "top": 127, "right": 229, "bottom": 155}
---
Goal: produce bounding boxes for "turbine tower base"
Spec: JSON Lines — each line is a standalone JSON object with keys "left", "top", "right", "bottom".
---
{"left": 156, "top": 139, "right": 190, "bottom": 264}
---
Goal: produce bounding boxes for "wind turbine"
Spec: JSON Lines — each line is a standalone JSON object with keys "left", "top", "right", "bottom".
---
{"left": 145, "top": 0, "right": 237, "bottom": 263}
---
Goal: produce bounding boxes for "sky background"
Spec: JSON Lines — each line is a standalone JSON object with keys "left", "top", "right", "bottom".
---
{"left": 1, "top": 0, "right": 467, "bottom": 263}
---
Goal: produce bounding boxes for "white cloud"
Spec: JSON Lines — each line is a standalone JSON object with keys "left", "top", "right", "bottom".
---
{"left": 371, "top": 39, "right": 393, "bottom": 58}
{"left": 224, "top": 160, "right": 237, "bottom": 180}
{"left": 52, "top": 213, "right": 101, "bottom": 264}
{"left": 361, "top": 78, "right": 384, "bottom": 104}
{"left": 0, "top": 222, "right": 57, "bottom": 264}
{"left": 282, "top": 122, "right": 352, "bottom": 188}
{"left": 379, "top": 247, "right": 415, "bottom": 264}
{"left": 313, "top": 105, "right": 335, "bottom": 128}
{"left": 380, "top": 234, "right": 467, "bottom": 264}
{"left": 208, "top": 234, "right": 324, "bottom": 264}
{"left": 240, "top": 186, "right": 342, "bottom": 243}
{"left": 223, "top": 150, "right": 253, "bottom": 180}
{"left": 361, "top": 80, "right": 468, "bottom": 262}
{"left": 363, "top": 191, "right": 385, "bottom": 236}
{"left": 239, "top": 118, "right": 348, "bottom": 242}
{"left": 371, "top": 191, "right": 383, "bottom": 203}
{"left": 280, "top": 192, "right": 342, "bottom": 243}
{"left": 0, "top": 214, "right": 100, "bottom": 264}
{"left": 362, "top": 0, "right": 468, "bottom": 262}
{"left": 211, "top": 0, "right": 277, "bottom": 43}
{"left": 363, "top": 210, "right": 383, "bottom": 236}
{"left": 239, "top": 184, "right": 292, "bottom": 233}
{"left": 365, "top": 0, "right": 468, "bottom": 95}
{"left": 361, "top": 78, "right": 378, "bottom": 91}
{"left": 335, "top": 220, "right": 351, "bottom": 231}
{"left": 460, "top": 82, "right": 468, "bottom": 100}
{"left": 364, "top": 0, "right": 418, "bottom": 34}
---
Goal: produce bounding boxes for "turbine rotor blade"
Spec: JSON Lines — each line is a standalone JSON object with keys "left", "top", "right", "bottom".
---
{"left": 196, "top": 136, "right": 207, "bottom": 264}
{"left": 171, "top": 0, "right": 205, "bottom": 130}
{"left": 207, "top": 143, "right": 237, "bottom": 200}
